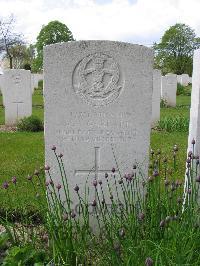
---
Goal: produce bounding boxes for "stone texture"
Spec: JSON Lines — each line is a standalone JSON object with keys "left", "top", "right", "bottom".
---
{"left": 2, "top": 69, "right": 32, "bottom": 125}
{"left": 161, "top": 73, "right": 177, "bottom": 107}
{"left": 187, "top": 49, "right": 200, "bottom": 155}
{"left": 151, "top": 69, "right": 161, "bottom": 126}
{"left": 44, "top": 41, "right": 153, "bottom": 220}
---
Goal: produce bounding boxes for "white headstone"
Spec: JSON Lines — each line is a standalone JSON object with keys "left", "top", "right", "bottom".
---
{"left": 177, "top": 75, "right": 182, "bottom": 84}
{"left": 44, "top": 41, "right": 153, "bottom": 219}
{"left": 2, "top": 69, "right": 32, "bottom": 125}
{"left": 152, "top": 69, "right": 161, "bottom": 126}
{"left": 161, "top": 73, "right": 177, "bottom": 107}
{"left": 181, "top": 74, "right": 189, "bottom": 86}
{"left": 31, "top": 73, "right": 43, "bottom": 93}
{"left": 187, "top": 49, "right": 200, "bottom": 155}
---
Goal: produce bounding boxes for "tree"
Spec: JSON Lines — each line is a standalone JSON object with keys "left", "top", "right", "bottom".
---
{"left": 8, "top": 44, "right": 34, "bottom": 69}
{"left": 154, "top": 23, "right": 200, "bottom": 76}
{"left": 32, "top": 20, "right": 74, "bottom": 71}
{"left": 0, "top": 15, "right": 24, "bottom": 69}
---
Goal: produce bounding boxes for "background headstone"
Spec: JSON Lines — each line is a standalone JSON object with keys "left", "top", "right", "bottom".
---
{"left": 181, "top": 74, "right": 189, "bottom": 86}
{"left": 161, "top": 73, "right": 177, "bottom": 107}
{"left": 44, "top": 41, "right": 153, "bottom": 217}
{"left": 2, "top": 69, "right": 32, "bottom": 125}
{"left": 177, "top": 75, "right": 182, "bottom": 84}
{"left": 152, "top": 69, "right": 161, "bottom": 126}
{"left": 31, "top": 73, "right": 43, "bottom": 93}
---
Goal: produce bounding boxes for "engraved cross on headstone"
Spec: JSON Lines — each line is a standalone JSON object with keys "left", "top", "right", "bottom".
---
{"left": 75, "top": 147, "right": 119, "bottom": 181}
{"left": 12, "top": 101, "right": 23, "bottom": 119}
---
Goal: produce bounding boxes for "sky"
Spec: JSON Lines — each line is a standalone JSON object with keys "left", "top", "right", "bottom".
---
{"left": 0, "top": 0, "right": 200, "bottom": 46}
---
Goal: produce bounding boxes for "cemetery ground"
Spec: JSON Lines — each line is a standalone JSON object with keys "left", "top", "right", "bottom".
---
{"left": 0, "top": 85, "right": 195, "bottom": 265}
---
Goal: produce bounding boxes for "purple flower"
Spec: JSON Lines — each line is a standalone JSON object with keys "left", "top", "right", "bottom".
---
{"left": 101, "top": 198, "right": 105, "bottom": 205}
{"left": 56, "top": 183, "right": 61, "bottom": 190}
{"left": 27, "top": 175, "right": 32, "bottom": 181}
{"left": 49, "top": 179, "right": 54, "bottom": 185}
{"left": 45, "top": 181, "right": 49, "bottom": 187}
{"left": 153, "top": 170, "right": 159, "bottom": 177}
{"left": 51, "top": 145, "right": 56, "bottom": 151}
{"left": 164, "top": 179, "right": 170, "bottom": 186}
{"left": 92, "top": 199, "right": 97, "bottom": 207}
{"left": 145, "top": 257, "right": 153, "bottom": 266}
{"left": 62, "top": 213, "right": 68, "bottom": 221}
{"left": 98, "top": 180, "right": 102, "bottom": 185}
{"left": 118, "top": 179, "right": 123, "bottom": 184}
{"left": 119, "top": 228, "right": 125, "bottom": 238}
{"left": 71, "top": 210, "right": 76, "bottom": 218}
{"left": 192, "top": 139, "right": 196, "bottom": 145}
{"left": 163, "top": 157, "right": 167, "bottom": 163}
{"left": 74, "top": 184, "right": 79, "bottom": 192}
{"left": 159, "top": 220, "right": 165, "bottom": 228}
{"left": 93, "top": 179, "right": 98, "bottom": 187}
{"left": 105, "top": 173, "right": 108, "bottom": 178}
{"left": 45, "top": 165, "right": 50, "bottom": 171}
{"left": 188, "top": 151, "right": 193, "bottom": 158}
{"left": 12, "top": 176, "right": 17, "bottom": 185}
{"left": 34, "top": 169, "right": 39, "bottom": 176}
{"left": 2, "top": 181, "right": 9, "bottom": 189}
{"left": 138, "top": 213, "right": 145, "bottom": 221}
{"left": 133, "top": 164, "right": 137, "bottom": 169}
{"left": 150, "top": 149, "right": 154, "bottom": 155}
{"left": 173, "top": 145, "right": 178, "bottom": 152}
{"left": 186, "top": 158, "right": 191, "bottom": 164}
{"left": 58, "top": 153, "right": 63, "bottom": 158}
{"left": 112, "top": 167, "right": 116, "bottom": 173}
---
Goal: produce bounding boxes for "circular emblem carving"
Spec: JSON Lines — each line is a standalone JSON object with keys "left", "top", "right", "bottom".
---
{"left": 72, "top": 53, "right": 123, "bottom": 106}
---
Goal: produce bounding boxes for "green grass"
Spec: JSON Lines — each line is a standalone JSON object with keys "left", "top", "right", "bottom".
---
{"left": 32, "top": 88, "right": 44, "bottom": 106}
{"left": 0, "top": 90, "right": 191, "bottom": 213}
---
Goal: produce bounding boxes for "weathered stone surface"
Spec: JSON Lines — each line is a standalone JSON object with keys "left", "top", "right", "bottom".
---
{"left": 44, "top": 41, "right": 153, "bottom": 217}
{"left": 187, "top": 49, "right": 200, "bottom": 155}
{"left": 2, "top": 69, "right": 32, "bottom": 125}
{"left": 152, "top": 69, "right": 161, "bottom": 126}
{"left": 161, "top": 73, "right": 177, "bottom": 107}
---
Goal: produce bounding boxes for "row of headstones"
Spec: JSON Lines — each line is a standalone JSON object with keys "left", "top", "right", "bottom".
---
{"left": 0, "top": 70, "right": 43, "bottom": 126}
{"left": 43, "top": 41, "right": 196, "bottom": 226}
{"left": 152, "top": 72, "right": 191, "bottom": 126}
{"left": 0, "top": 68, "right": 186, "bottom": 127}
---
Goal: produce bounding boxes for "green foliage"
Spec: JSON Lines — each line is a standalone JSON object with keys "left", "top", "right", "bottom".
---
{"left": 157, "top": 116, "right": 189, "bottom": 132}
{"left": 177, "top": 82, "right": 185, "bottom": 95}
{"left": 33, "top": 20, "right": 74, "bottom": 71}
{"left": 177, "top": 83, "right": 191, "bottom": 96}
{"left": 160, "top": 98, "right": 167, "bottom": 108}
{"left": 154, "top": 23, "right": 200, "bottom": 75}
{"left": 2, "top": 245, "right": 46, "bottom": 266}
{"left": 17, "top": 116, "right": 43, "bottom": 132}
{"left": 38, "top": 80, "right": 43, "bottom": 90}
{"left": 2, "top": 145, "right": 200, "bottom": 265}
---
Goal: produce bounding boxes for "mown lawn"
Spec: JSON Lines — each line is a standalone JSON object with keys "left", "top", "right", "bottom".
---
{"left": 0, "top": 87, "right": 191, "bottom": 213}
